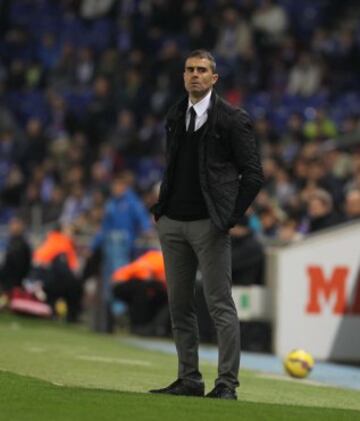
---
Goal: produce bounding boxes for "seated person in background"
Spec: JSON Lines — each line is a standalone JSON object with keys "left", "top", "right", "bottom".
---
{"left": 344, "top": 189, "right": 360, "bottom": 221}
{"left": 277, "top": 217, "right": 304, "bottom": 243}
{"left": 306, "top": 189, "right": 343, "bottom": 233}
{"left": 0, "top": 216, "right": 32, "bottom": 296}
{"left": 112, "top": 249, "right": 169, "bottom": 336}
{"left": 30, "top": 223, "right": 82, "bottom": 322}
{"left": 230, "top": 216, "right": 265, "bottom": 286}
{"left": 257, "top": 204, "right": 280, "bottom": 239}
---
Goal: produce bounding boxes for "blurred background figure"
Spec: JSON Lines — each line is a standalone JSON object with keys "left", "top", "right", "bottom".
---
{"left": 344, "top": 189, "right": 360, "bottom": 221}
{"left": 230, "top": 216, "right": 265, "bottom": 286}
{"left": 0, "top": 217, "right": 31, "bottom": 294}
{"left": 92, "top": 172, "right": 153, "bottom": 267}
{"left": 306, "top": 189, "right": 343, "bottom": 233}
{"left": 112, "top": 249, "right": 169, "bottom": 336}
{"left": 30, "top": 224, "right": 82, "bottom": 322}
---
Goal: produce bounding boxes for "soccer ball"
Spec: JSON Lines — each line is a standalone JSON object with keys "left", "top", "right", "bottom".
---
{"left": 283, "top": 349, "right": 315, "bottom": 379}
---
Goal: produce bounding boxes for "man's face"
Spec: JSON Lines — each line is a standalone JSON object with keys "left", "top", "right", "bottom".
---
{"left": 112, "top": 179, "right": 127, "bottom": 197}
{"left": 308, "top": 198, "right": 328, "bottom": 218}
{"left": 9, "top": 218, "right": 25, "bottom": 236}
{"left": 345, "top": 191, "right": 360, "bottom": 217}
{"left": 183, "top": 57, "right": 218, "bottom": 99}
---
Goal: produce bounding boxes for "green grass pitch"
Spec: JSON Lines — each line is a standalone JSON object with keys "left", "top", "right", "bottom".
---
{"left": 0, "top": 314, "right": 359, "bottom": 421}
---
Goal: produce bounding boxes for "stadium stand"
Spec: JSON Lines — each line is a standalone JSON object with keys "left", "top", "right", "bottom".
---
{"left": 0, "top": 0, "right": 359, "bottom": 235}
{"left": 0, "top": 0, "right": 360, "bottom": 334}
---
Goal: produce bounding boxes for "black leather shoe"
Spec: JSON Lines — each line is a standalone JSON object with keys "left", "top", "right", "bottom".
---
{"left": 205, "top": 384, "right": 237, "bottom": 400}
{"left": 149, "top": 379, "right": 205, "bottom": 397}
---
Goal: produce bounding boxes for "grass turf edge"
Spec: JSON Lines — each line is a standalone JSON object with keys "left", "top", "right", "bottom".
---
{"left": 1, "top": 370, "right": 359, "bottom": 421}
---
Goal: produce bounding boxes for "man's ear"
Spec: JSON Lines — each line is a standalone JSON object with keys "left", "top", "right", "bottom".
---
{"left": 212, "top": 73, "right": 219, "bottom": 85}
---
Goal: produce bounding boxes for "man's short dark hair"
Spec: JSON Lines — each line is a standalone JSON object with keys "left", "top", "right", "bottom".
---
{"left": 186, "top": 49, "right": 217, "bottom": 73}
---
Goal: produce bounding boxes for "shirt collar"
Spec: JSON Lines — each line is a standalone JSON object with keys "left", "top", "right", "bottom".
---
{"left": 187, "top": 90, "right": 212, "bottom": 117}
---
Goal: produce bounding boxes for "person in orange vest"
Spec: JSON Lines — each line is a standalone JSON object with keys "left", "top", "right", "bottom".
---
{"left": 111, "top": 249, "right": 169, "bottom": 336}
{"left": 33, "top": 224, "right": 79, "bottom": 271}
{"left": 31, "top": 223, "right": 82, "bottom": 322}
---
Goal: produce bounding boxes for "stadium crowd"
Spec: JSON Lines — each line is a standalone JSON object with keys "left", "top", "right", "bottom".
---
{"left": 1, "top": 0, "right": 360, "bottom": 237}
{"left": 0, "top": 0, "right": 360, "bottom": 326}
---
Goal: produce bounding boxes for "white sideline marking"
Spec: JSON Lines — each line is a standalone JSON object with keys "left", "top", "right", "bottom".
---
{"left": 26, "top": 347, "right": 46, "bottom": 353}
{"left": 77, "top": 355, "right": 151, "bottom": 366}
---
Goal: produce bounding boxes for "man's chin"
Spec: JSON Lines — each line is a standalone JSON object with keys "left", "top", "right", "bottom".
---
{"left": 189, "top": 88, "right": 209, "bottom": 98}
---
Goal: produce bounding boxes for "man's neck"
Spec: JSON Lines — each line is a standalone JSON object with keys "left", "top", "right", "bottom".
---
{"left": 189, "top": 89, "right": 211, "bottom": 105}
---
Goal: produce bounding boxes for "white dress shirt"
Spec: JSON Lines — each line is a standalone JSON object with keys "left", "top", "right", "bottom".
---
{"left": 186, "top": 90, "right": 212, "bottom": 132}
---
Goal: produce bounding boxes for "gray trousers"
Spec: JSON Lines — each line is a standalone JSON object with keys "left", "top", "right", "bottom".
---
{"left": 157, "top": 216, "right": 240, "bottom": 389}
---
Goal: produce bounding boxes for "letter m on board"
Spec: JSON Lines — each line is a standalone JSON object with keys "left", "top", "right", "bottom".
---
{"left": 306, "top": 266, "right": 349, "bottom": 315}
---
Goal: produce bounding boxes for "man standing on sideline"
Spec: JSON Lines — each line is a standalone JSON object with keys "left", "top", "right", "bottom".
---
{"left": 150, "top": 50, "right": 264, "bottom": 400}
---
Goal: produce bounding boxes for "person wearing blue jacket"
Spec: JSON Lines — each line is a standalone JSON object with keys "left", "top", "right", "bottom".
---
{"left": 92, "top": 174, "right": 152, "bottom": 270}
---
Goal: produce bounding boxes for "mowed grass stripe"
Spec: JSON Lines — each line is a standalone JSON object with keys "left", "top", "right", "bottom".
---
{"left": 1, "top": 371, "right": 359, "bottom": 421}
{"left": 0, "top": 314, "right": 359, "bottom": 414}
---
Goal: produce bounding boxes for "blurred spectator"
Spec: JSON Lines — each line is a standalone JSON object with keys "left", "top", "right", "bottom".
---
{"left": 0, "top": 217, "right": 31, "bottom": 293}
{"left": 75, "top": 47, "right": 96, "bottom": 87}
{"left": 31, "top": 223, "right": 82, "bottom": 322}
{"left": 6, "top": 59, "right": 26, "bottom": 90}
{"left": 254, "top": 115, "right": 279, "bottom": 151}
{"left": 107, "top": 109, "right": 137, "bottom": 154}
{"left": 112, "top": 249, "right": 169, "bottom": 335}
{"left": 89, "top": 161, "right": 111, "bottom": 193}
{"left": 230, "top": 217, "right": 265, "bottom": 285}
{"left": 252, "top": 0, "right": 288, "bottom": 48}
{"left": 306, "top": 189, "right": 343, "bottom": 233}
{"left": 345, "top": 151, "right": 360, "bottom": 192}
{"left": 215, "top": 7, "right": 253, "bottom": 61}
{"left": 37, "top": 33, "right": 60, "bottom": 71}
{"left": 287, "top": 53, "right": 323, "bottom": 97}
{"left": 49, "top": 42, "right": 76, "bottom": 90}
{"left": 322, "top": 148, "right": 353, "bottom": 181}
{"left": 20, "top": 118, "right": 49, "bottom": 172}
{"left": 97, "top": 48, "right": 121, "bottom": 82}
{"left": 42, "top": 185, "right": 65, "bottom": 224}
{"left": 85, "top": 76, "right": 116, "bottom": 147}
{"left": 46, "top": 92, "right": 74, "bottom": 139}
{"left": 136, "top": 114, "right": 163, "bottom": 156}
{"left": 303, "top": 156, "right": 344, "bottom": 206}
{"left": 340, "top": 114, "right": 360, "bottom": 136}
{"left": 80, "top": 0, "right": 116, "bottom": 19}
{"left": 277, "top": 217, "right": 303, "bottom": 243}
{"left": 0, "top": 166, "right": 24, "bottom": 208}
{"left": 272, "top": 165, "right": 296, "bottom": 207}
{"left": 25, "top": 60, "right": 47, "bottom": 89}
{"left": 311, "top": 28, "right": 334, "bottom": 58}
{"left": 303, "top": 108, "right": 337, "bottom": 141}
{"left": 330, "top": 28, "right": 360, "bottom": 91}
{"left": 0, "top": 130, "right": 20, "bottom": 184}
{"left": 344, "top": 189, "right": 360, "bottom": 221}
{"left": 258, "top": 204, "right": 280, "bottom": 238}
{"left": 93, "top": 173, "right": 152, "bottom": 261}
{"left": 187, "top": 15, "right": 217, "bottom": 51}
{"left": 60, "top": 183, "right": 91, "bottom": 226}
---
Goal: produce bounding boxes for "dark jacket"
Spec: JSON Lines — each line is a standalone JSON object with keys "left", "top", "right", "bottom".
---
{"left": 151, "top": 91, "right": 264, "bottom": 231}
{"left": 0, "top": 235, "right": 32, "bottom": 290}
{"left": 309, "top": 211, "right": 344, "bottom": 233}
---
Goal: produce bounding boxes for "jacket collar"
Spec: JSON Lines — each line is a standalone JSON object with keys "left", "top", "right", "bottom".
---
{"left": 167, "top": 90, "right": 219, "bottom": 130}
